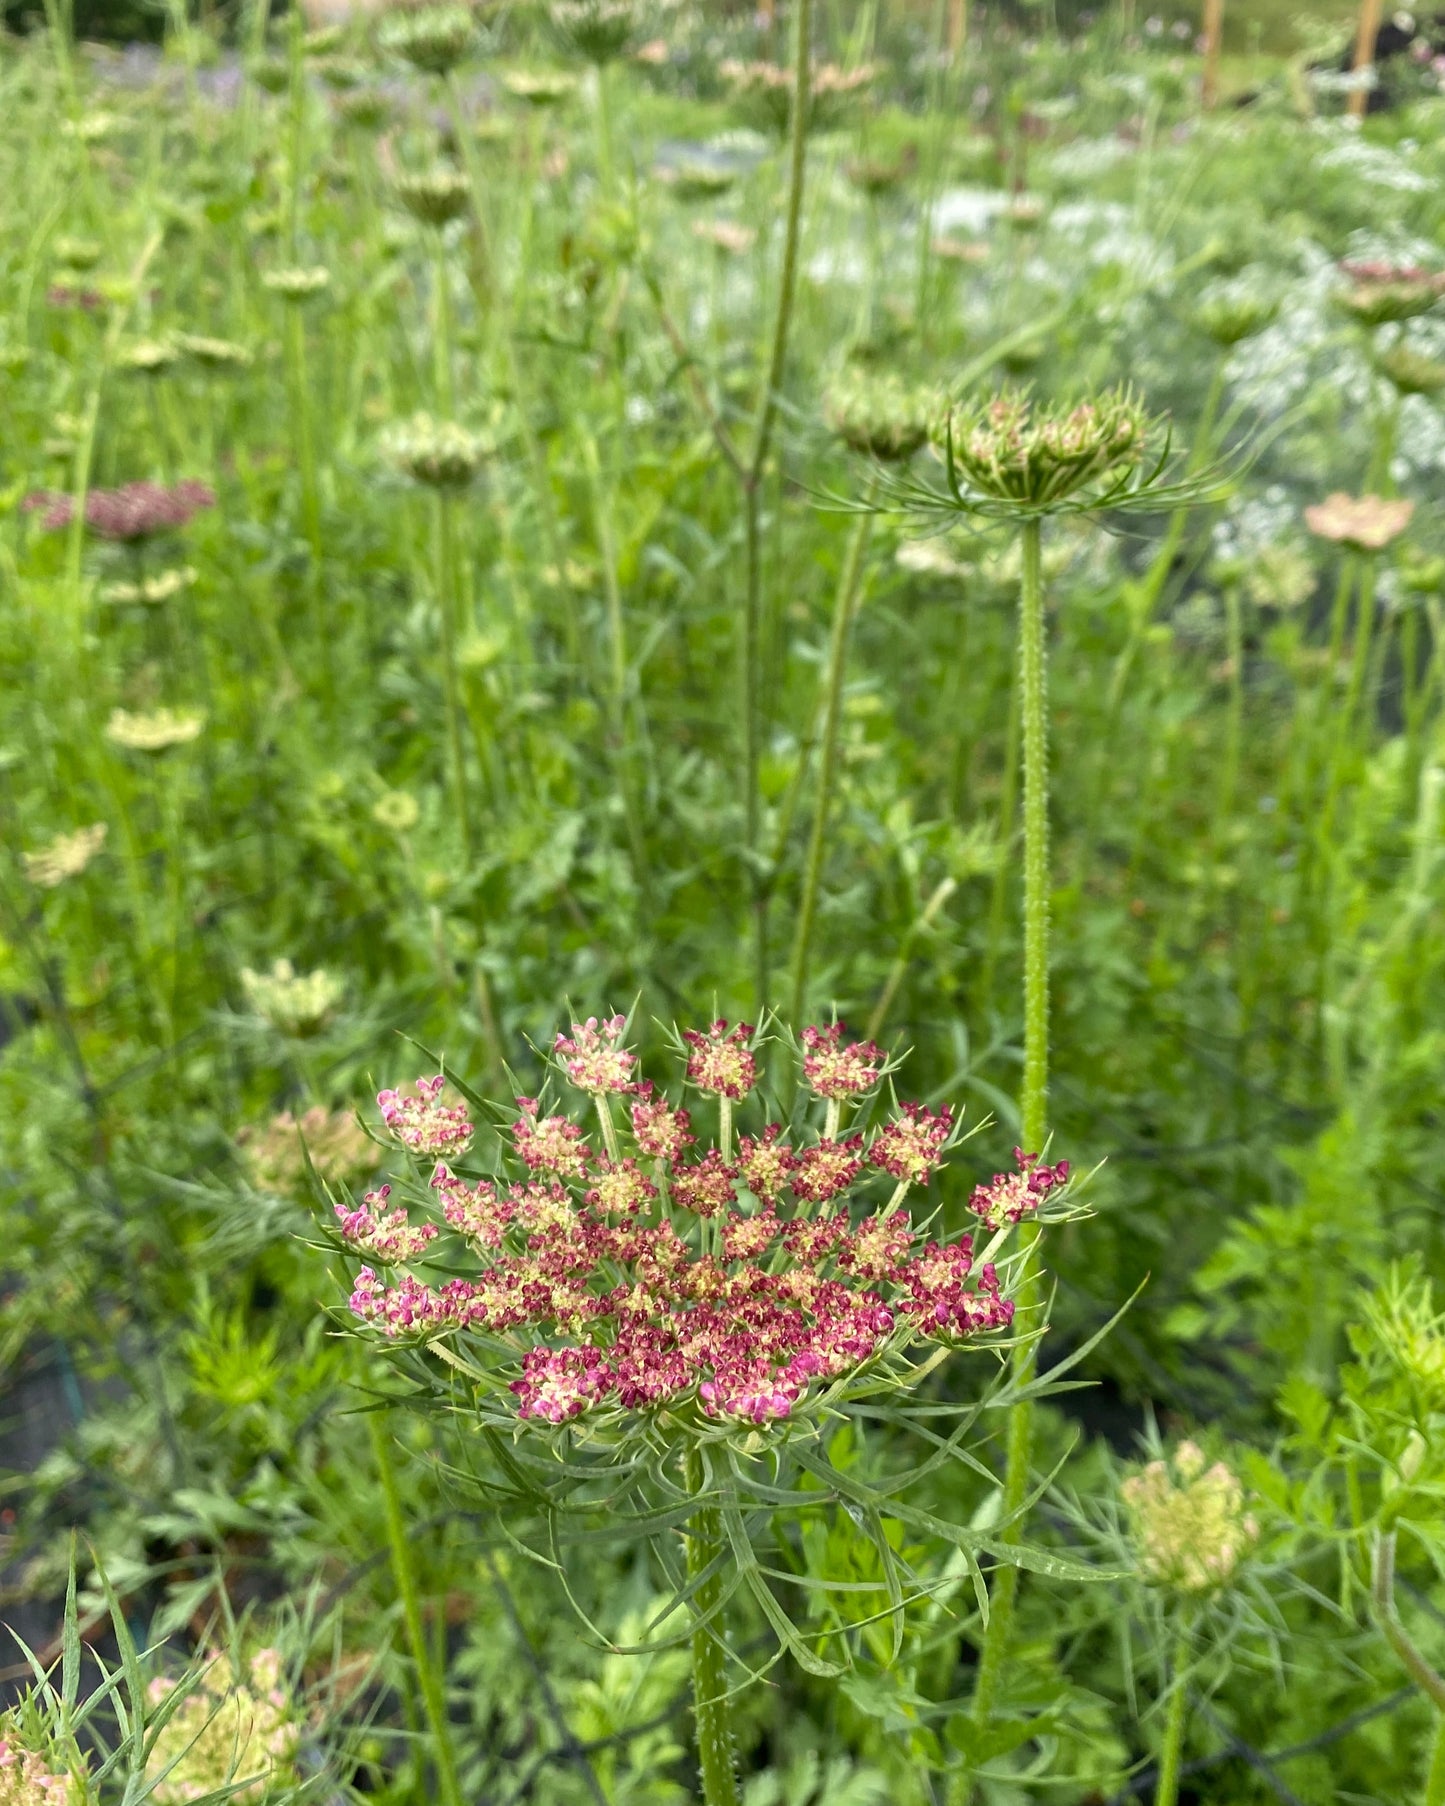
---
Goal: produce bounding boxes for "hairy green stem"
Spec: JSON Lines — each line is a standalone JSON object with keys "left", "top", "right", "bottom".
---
{"left": 685, "top": 1447, "right": 740, "bottom": 1806}
{"left": 368, "top": 1414, "right": 465, "bottom": 1806}
{"left": 434, "top": 492, "right": 473, "bottom": 858}
{"left": 789, "top": 502, "right": 874, "bottom": 1022}
{"left": 1427, "top": 1712, "right": 1445, "bottom": 1806}
{"left": 742, "top": 0, "right": 813, "bottom": 1011}
{"left": 970, "top": 515, "right": 1049, "bottom": 1740}
{"left": 1153, "top": 1653, "right": 1189, "bottom": 1806}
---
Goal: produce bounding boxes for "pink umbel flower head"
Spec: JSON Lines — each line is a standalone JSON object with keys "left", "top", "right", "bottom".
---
{"left": 554, "top": 1014, "right": 638, "bottom": 1094}
{"left": 24, "top": 478, "right": 215, "bottom": 540}
{"left": 513, "top": 1097, "right": 590, "bottom": 1177}
{"left": 969, "top": 1148, "right": 1069, "bottom": 1231}
{"left": 737, "top": 1125, "right": 796, "bottom": 1202}
{"left": 670, "top": 1149, "right": 737, "bottom": 1217}
{"left": 791, "top": 1135, "right": 866, "bottom": 1204}
{"left": 800, "top": 1023, "right": 885, "bottom": 1099}
{"left": 377, "top": 1075, "right": 473, "bottom": 1158}
{"left": 331, "top": 1012, "right": 1065, "bottom": 1432}
{"left": 630, "top": 1082, "right": 694, "bottom": 1159}
{"left": 682, "top": 1020, "right": 757, "bottom": 1099}
{"left": 334, "top": 1185, "right": 439, "bottom": 1262}
{"left": 870, "top": 1103, "right": 955, "bottom": 1186}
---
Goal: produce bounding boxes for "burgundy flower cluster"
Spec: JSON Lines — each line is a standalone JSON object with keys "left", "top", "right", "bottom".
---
{"left": 23, "top": 479, "right": 215, "bottom": 540}
{"left": 336, "top": 1023, "right": 1068, "bottom": 1430}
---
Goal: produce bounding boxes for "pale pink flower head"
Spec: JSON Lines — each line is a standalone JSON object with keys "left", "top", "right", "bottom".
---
{"left": 585, "top": 1156, "right": 657, "bottom": 1216}
{"left": 630, "top": 1082, "right": 695, "bottom": 1159}
{"left": 512, "top": 1097, "right": 590, "bottom": 1177}
{"left": 554, "top": 1014, "right": 638, "bottom": 1094}
{"left": 968, "top": 1147, "right": 1069, "bottom": 1231}
{"left": 683, "top": 1020, "right": 757, "bottom": 1099}
{"left": 512, "top": 1344, "right": 614, "bottom": 1421}
{"left": 377, "top": 1075, "right": 473, "bottom": 1158}
{"left": 791, "top": 1135, "right": 866, "bottom": 1204}
{"left": 737, "top": 1125, "right": 796, "bottom": 1202}
{"left": 1304, "top": 492, "right": 1414, "bottom": 552}
{"left": 670, "top": 1148, "right": 738, "bottom": 1217}
{"left": 869, "top": 1103, "right": 955, "bottom": 1185}
{"left": 800, "top": 1023, "right": 885, "bottom": 1099}
{"left": 334, "top": 1185, "right": 439, "bottom": 1262}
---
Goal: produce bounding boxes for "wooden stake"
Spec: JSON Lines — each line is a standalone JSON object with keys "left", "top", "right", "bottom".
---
{"left": 1201, "top": 0, "right": 1224, "bottom": 108}
{"left": 1348, "top": 0, "right": 1383, "bottom": 118}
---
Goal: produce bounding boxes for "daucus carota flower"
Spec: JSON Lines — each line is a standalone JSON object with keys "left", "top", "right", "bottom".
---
{"left": 682, "top": 1020, "right": 757, "bottom": 1099}
{"left": 372, "top": 788, "right": 420, "bottom": 832}
{"left": 104, "top": 707, "right": 206, "bottom": 752}
{"left": 174, "top": 331, "right": 254, "bottom": 369}
{"left": 25, "top": 479, "right": 215, "bottom": 539}
{"left": 119, "top": 337, "right": 179, "bottom": 376}
{"left": 1337, "top": 260, "right": 1445, "bottom": 327}
{"left": 824, "top": 370, "right": 932, "bottom": 462}
{"left": 513, "top": 1096, "right": 589, "bottom": 1175}
{"left": 262, "top": 265, "right": 331, "bottom": 301}
{"left": 555, "top": 1015, "right": 638, "bottom": 1094}
{"left": 1304, "top": 492, "right": 1414, "bottom": 552}
{"left": 393, "top": 164, "right": 472, "bottom": 227}
{"left": 691, "top": 218, "right": 756, "bottom": 256}
{"left": 145, "top": 1650, "right": 299, "bottom": 1806}
{"left": 1192, "top": 283, "right": 1278, "bottom": 347}
{"left": 100, "top": 565, "right": 197, "bottom": 606}
{"left": 237, "top": 1107, "right": 376, "bottom": 1196}
{"left": 503, "top": 68, "right": 579, "bottom": 105}
{"left": 240, "top": 958, "right": 344, "bottom": 1036}
{"left": 22, "top": 822, "right": 106, "bottom": 888}
{"left": 630, "top": 1082, "right": 694, "bottom": 1159}
{"left": 938, "top": 388, "right": 1149, "bottom": 509}
{"left": 335, "top": 1185, "right": 438, "bottom": 1262}
{"left": 379, "top": 1075, "right": 474, "bottom": 1159}
{"left": 720, "top": 57, "right": 877, "bottom": 133}
{"left": 0, "top": 1730, "right": 80, "bottom": 1806}
{"left": 1375, "top": 342, "right": 1445, "bottom": 395}
{"left": 659, "top": 160, "right": 736, "bottom": 202}
{"left": 800, "top": 1023, "right": 885, "bottom": 1099}
{"left": 324, "top": 1025, "right": 1070, "bottom": 1433}
{"left": 547, "top": 0, "right": 640, "bottom": 66}
{"left": 379, "top": 2, "right": 476, "bottom": 74}
{"left": 384, "top": 413, "right": 489, "bottom": 488}
{"left": 870, "top": 1103, "right": 955, "bottom": 1188}
{"left": 1121, "top": 1443, "right": 1258, "bottom": 1595}
{"left": 969, "top": 1147, "right": 1070, "bottom": 1231}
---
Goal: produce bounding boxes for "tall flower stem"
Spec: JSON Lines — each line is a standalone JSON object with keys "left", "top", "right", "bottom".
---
{"left": 1153, "top": 1629, "right": 1191, "bottom": 1806}
{"left": 742, "top": 0, "right": 812, "bottom": 1011}
{"left": 1427, "top": 1712, "right": 1445, "bottom": 1806}
{"left": 789, "top": 499, "right": 874, "bottom": 1022}
{"left": 434, "top": 491, "right": 474, "bottom": 857}
{"left": 969, "top": 514, "right": 1048, "bottom": 1738}
{"left": 368, "top": 1412, "right": 465, "bottom": 1806}
{"left": 684, "top": 1445, "right": 740, "bottom": 1806}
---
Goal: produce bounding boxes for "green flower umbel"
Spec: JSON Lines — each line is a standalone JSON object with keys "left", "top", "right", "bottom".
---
{"left": 941, "top": 388, "right": 1148, "bottom": 508}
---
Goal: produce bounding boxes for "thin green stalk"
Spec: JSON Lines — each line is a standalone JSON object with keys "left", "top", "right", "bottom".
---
{"left": 684, "top": 1446, "right": 740, "bottom": 1806}
{"left": 1426, "top": 1712, "right": 1445, "bottom": 1806}
{"left": 1219, "top": 578, "right": 1243, "bottom": 823}
{"left": 368, "top": 1413, "right": 465, "bottom": 1806}
{"left": 789, "top": 501, "right": 874, "bottom": 1022}
{"left": 434, "top": 491, "right": 474, "bottom": 858}
{"left": 1153, "top": 1634, "right": 1190, "bottom": 1806}
{"left": 742, "top": 0, "right": 813, "bottom": 1011}
{"left": 970, "top": 514, "right": 1048, "bottom": 1737}
{"left": 433, "top": 232, "right": 454, "bottom": 414}
{"left": 594, "top": 61, "right": 615, "bottom": 193}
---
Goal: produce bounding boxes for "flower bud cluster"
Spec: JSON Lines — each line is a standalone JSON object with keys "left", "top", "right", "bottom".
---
{"left": 938, "top": 389, "right": 1148, "bottom": 507}
{"left": 1121, "top": 1442, "right": 1258, "bottom": 1595}
{"left": 240, "top": 958, "right": 345, "bottom": 1036}
{"left": 238, "top": 1106, "right": 376, "bottom": 1196}
{"left": 332, "top": 1022, "right": 1071, "bottom": 1431}
{"left": 145, "top": 1650, "right": 298, "bottom": 1806}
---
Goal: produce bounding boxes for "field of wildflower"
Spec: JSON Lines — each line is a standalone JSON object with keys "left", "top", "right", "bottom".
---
{"left": 3, "top": 0, "right": 1445, "bottom": 1798}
